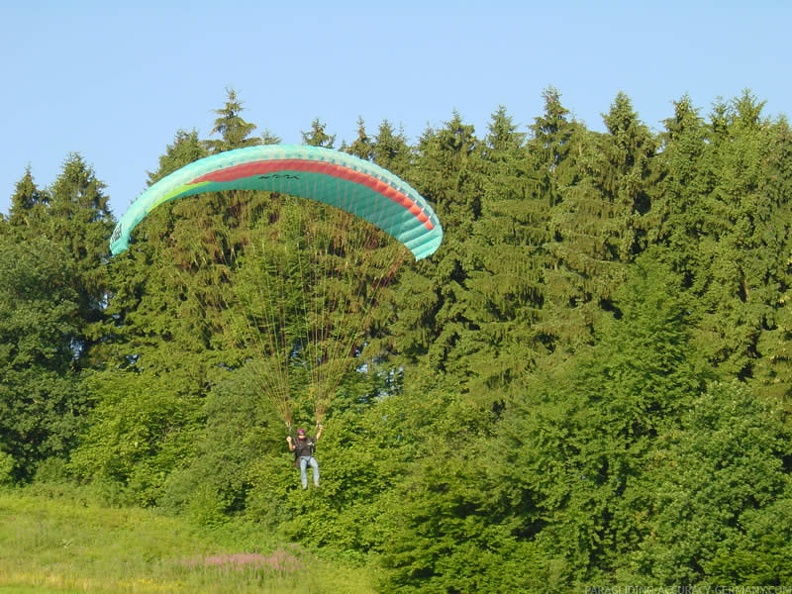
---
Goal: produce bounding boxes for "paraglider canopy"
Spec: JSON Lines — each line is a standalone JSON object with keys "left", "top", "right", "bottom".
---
{"left": 110, "top": 144, "right": 443, "bottom": 260}
{"left": 108, "top": 144, "right": 443, "bottom": 427}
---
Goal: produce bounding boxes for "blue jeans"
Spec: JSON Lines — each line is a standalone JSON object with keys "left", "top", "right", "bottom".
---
{"left": 299, "top": 456, "right": 320, "bottom": 489}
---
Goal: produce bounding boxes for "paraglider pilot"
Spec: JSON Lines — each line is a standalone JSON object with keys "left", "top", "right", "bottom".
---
{"left": 287, "top": 425, "right": 323, "bottom": 490}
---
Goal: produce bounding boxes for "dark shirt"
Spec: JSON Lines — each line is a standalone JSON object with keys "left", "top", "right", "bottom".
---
{"left": 293, "top": 437, "right": 316, "bottom": 458}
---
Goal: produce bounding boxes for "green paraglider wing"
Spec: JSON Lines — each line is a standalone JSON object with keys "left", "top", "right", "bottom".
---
{"left": 109, "top": 144, "right": 443, "bottom": 260}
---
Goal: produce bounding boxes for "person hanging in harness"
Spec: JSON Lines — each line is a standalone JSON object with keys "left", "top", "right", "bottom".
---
{"left": 287, "top": 425, "right": 323, "bottom": 490}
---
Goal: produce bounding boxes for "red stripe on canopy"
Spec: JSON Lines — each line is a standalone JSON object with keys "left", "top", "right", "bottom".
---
{"left": 191, "top": 159, "right": 434, "bottom": 229}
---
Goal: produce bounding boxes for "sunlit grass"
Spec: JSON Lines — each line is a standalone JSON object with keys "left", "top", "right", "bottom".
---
{"left": 0, "top": 486, "right": 377, "bottom": 593}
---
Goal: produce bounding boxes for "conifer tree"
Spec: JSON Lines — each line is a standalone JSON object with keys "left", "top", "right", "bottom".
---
{"left": 105, "top": 129, "right": 211, "bottom": 357}
{"left": 690, "top": 92, "right": 787, "bottom": 381}
{"left": 345, "top": 116, "right": 373, "bottom": 160}
{"left": 301, "top": 118, "right": 336, "bottom": 148}
{"left": 390, "top": 112, "right": 482, "bottom": 381}
{"left": 0, "top": 236, "right": 84, "bottom": 481}
{"left": 203, "top": 88, "right": 260, "bottom": 153}
{"left": 651, "top": 94, "right": 713, "bottom": 282}
{"left": 36, "top": 154, "right": 114, "bottom": 367}
{"left": 598, "top": 91, "right": 656, "bottom": 260}
{"left": 81, "top": 96, "right": 265, "bottom": 501}
{"left": 371, "top": 120, "right": 413, "bottom": 177}
{"left": 150, "top": 129, "right": 208, "bottom": 183}
{"left": 542, "top": 93, "right": 656, "bottom": 352}
{"left": 527, "top": 89, "right": 596, "bottom": 351}
{"left": 8, "top": 168, "right": 48, "bottom": 231}
{"left": 464, "top": 106, "right": 545, "bottom": 391}
{"left": 529, "top": 87, "right": 580, "bottom": 205}
{"left": 752, "top": 115, "right": 792, "bottom": 400}
{"left": 108, "top": 95, "right": 257, "bottom": 371}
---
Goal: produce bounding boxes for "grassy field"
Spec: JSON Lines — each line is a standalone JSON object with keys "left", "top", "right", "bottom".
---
{"left": 0, "top": 486, "right": 377, "bottom": 594}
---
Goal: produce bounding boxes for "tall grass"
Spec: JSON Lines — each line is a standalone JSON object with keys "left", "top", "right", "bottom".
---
{"left": 0, "top": 485, "right": 378, "bottom": 593}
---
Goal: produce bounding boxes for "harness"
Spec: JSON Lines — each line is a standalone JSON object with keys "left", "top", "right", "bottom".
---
{"left": 293, "top": 437, "right": 316, "bottom": 459}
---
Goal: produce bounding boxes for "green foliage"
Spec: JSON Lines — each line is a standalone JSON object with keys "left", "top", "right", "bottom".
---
{"left": 302, "top": 118, "right": 336, "bottom": 148}
{"left": 479, "top": 254, "right": 708, "bottom": 590}
{"left": 147, "top": 129, "right": 208, "bottom": 185}
{"left": 5, "top": 87, "right": 792, "bottom": 591}
{"left": 0, "top": 451, "right": 14, "bottom": 485}
{"left": 8, "top": 167, "right": 47, "bottom": 228}
{"left": 0, "top": 236, "right": 80, "bottom": 369}
{"left": 69, "top": 371, "right": 203, "bottom": 506}
{"left": 619, "top": 381, "right": 792, "bottom": 584}
{"left": 160, "top": 369, "right": 279, "bottom": 525}
{"left": 0, "top": 236, "right": 86, "bottom": 481}
{"left": 204, "top": 88, "right": 261, "bottom": 153}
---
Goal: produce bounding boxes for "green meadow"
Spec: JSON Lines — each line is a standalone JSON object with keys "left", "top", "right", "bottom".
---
{"left": 0, "top": 487, "right": 376, "bottom": 594}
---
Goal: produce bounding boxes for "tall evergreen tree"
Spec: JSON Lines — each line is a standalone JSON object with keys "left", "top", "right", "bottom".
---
{"left": 391, "top": 112, "right": 482, "bottom": 382}
{"left": 525, "top": 88, "right": 586, "bottom": 355}
{"left": 46, "top": 154, "right": 114, "bottom": 332}
{"left": 752, "top": 115, "right": 792, "bottom": 401}
{"left": 526, "top": 89, "right": 596, "bottom": 351}
{"left": 345, "top": 116, "right": 373, "bottom": 160}
{"left": 203, "top": 88, "right": 260, "bottom": 154}
{"left": 651, "top": 94, "right": 713, "bottom": 282}
{"left": 7, "top": 168, "right": 48, "bottom": 230}
{"left": 464, "top": 106, "right": 545, "bottom": 392}
{"left": 0, "top": 236, "right": 85, "bottom": 481}
{"left": 691, "top": 92, "right": 786, "bottom": 381}
{"left": 301, "top": 118, "right": 336, "bottom": 148}
{"left": 529, "top": 87, "right": 580, "bottom": 206}
{"left": 150, "top": 129, "right": 208, "bottom": 183}
{"left": 542, "top": 93, "right": 656, "bottom": 352}
{"left": 598, "top": 91, "right": 656, "bottom": 260}
{"left": 107, "top": 98, "right": 255, "bottom": 373}
{"left": 371, "top": 120, "right": 413, "bottom": 177}
{"left": 104, "top": 129, "right": 211, "bottom": 358}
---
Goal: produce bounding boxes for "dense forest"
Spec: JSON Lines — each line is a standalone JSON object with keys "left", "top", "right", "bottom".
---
{"left": 2, "top": 87, "right": 792, "bottom": 592}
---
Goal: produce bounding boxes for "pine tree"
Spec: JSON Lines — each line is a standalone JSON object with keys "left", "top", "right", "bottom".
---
{"left": 372, "top": 120, "right": 413, "bottom": 178}
{"left": 8, "top": 167, "right": 48, "bottom": 230}
{"left": 527, "top": 89, "right": 597, "bottom": 351}
{"left": 391, "top": 112, "right": 482, "bottom": 381}
{"left": 90, "top": 95, "right": 268, "bottom": 502}
{"left": 0, "top": 236, "right": 85, "bottom": 481}
{"left": 345, "top": 116, "right": 373, "bottom": 160}
{"left": 149, "top": 129, "right": 208, "bottom": 183}
{"left": 529, "top": 87, "right": 580, "bottom": 206}
{"left": 301, "top": 118, "right": 336, "bottom": 148}
{"left": 598, "top": 92, "right": 656, "bottom": 260}
{"left": 107, "top": 98, "right": 257, "bottom": 374}
{"left": 690, "top": 92, "right": 787, "bottom": 381}
{"left": 38, "top": 154, "right": 114, "bottom": 366}
{"left": 651, "top": 94, "right": 713, "bottom": 282}
{"left": 752, "top": 115, "right": 792, "bottom": 401}
{"left": 464, "top": 106, "right": 546, "bottom": 392}
{"left": 203, "top": 88, "right": 260, "bottom": 154}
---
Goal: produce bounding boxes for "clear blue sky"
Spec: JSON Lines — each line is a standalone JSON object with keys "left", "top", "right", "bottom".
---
{"left": 1, "top": 0, "right": 790, "bottom": 219}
